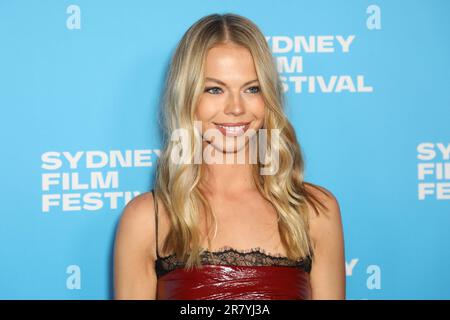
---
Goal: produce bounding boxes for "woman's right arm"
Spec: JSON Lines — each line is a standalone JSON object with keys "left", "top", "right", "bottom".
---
{"left": 113, "top": 192, "right": 158, "bottom": 299}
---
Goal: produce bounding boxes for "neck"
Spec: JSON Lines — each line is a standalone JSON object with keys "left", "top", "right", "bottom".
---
{"left": 199, "top": 142, "right": 257, "bottom": 196}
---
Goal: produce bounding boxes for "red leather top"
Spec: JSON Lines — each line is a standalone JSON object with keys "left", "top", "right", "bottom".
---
{"left": 157, "top": 264, "right": 311, "bottom": 300}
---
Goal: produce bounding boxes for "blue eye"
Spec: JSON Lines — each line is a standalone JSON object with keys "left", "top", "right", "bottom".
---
{"left": 247, "top": 86, "right": 260, "bottom": 94}
{"left": 204, "top": 87, "right": 222, "bottom": 94}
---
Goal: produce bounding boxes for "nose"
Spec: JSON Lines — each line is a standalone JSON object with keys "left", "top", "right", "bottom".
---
{"left": 224, "top": 92, "right": 245, "bottom": 116}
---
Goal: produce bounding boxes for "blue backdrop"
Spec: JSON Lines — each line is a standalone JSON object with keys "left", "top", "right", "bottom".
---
{"left": 1, "top": 0, "right": 449, "bottom": 299}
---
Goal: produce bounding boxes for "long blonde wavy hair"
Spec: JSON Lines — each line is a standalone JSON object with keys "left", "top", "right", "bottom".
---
{"left": 154, "top": 13, "right": 329, "bottom": 269}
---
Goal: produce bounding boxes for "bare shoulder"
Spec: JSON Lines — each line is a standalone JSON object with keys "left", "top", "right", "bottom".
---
{"left": 303, "top": 182, "right": 343, "bottom": 248}
{"left": 120, "top": 191, "right": 155, "bottom": 222}
{"left": 303, "top": 182, "right": 340, "bottom": 219}
{"left": 303, "top": 182, "right": 346, "bottom": 299}
{"left": 113, "top": 191, "right": 158, "bottom": 299}
{"left": 115, "top": 191, "right": 157, "bottom": 264}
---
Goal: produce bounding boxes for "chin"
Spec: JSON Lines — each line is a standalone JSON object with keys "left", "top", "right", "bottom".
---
{"left": 211, "top": 139, "right": 248, "bottom": 154}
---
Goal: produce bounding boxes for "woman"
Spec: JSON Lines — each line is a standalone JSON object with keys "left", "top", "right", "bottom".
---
{"left": 114, "top": 13, "right": 346, "bottom": 300}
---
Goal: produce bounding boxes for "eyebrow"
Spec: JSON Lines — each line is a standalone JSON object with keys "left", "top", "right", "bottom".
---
{"left": 205, "top": 77, "right": 259, "bottom": 88}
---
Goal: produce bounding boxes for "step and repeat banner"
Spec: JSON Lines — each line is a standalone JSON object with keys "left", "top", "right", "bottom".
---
{"left": 1, "top": 0, "right": 449, "bottom": 299}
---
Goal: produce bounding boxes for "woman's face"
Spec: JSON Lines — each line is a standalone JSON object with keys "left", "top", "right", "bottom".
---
{"left": 195, "top": 43, "right": 265, "bottom": 155}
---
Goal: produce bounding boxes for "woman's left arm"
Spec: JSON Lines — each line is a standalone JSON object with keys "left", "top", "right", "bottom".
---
{"left": 307, "top": 185, "right": 346, "bottom": 300}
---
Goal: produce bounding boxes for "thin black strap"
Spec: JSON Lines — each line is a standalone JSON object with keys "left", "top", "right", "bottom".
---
{"left": 151, "top": 190, "right": 160, "bottom": 259}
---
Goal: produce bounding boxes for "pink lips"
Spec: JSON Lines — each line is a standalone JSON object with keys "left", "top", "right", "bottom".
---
{"left": 213, "top": 122, "right": 251, "bottom": 137}
{"left": 213, "top": 122, "right": 251, "bottom": 126}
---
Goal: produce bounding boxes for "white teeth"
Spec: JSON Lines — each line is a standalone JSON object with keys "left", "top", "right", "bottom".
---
{"left": 214, "top": 124, "right": 248, "bottom": 136}
{"left": 218, "top": 125, "right": 245, "bottom": 131}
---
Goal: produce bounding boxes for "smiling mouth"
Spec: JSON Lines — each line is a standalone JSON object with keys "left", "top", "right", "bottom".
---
{"left": 213, "top": 122, "right": 251, "bottom": 137}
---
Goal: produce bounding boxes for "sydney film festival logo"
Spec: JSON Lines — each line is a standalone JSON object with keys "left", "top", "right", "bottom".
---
{"left": 40, "top": 149, "right": 160, "bottom": 212}
{"left": 417, "top": 142, "right": 450, "bottom": 200}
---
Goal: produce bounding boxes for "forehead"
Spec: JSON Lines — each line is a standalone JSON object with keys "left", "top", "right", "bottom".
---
{"left": 204, "top": 44, "right": 257, "bottom": 79}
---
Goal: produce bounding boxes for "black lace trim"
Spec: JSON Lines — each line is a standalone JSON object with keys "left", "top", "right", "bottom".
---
{"left": 155, "top": 246, "right": 313, "bottom": 278}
